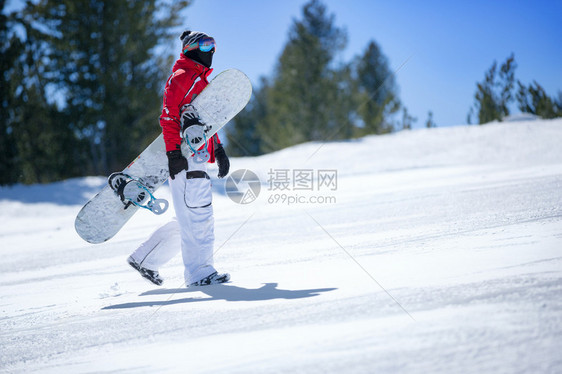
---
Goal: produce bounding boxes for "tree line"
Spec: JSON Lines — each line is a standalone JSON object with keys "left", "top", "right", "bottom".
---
{"left": 2, "top": 0, "right": 559, "bottom": 185}
{"left": 226, "top": 0, "right": 407, "bottom": 157}
{"left": 468, "top": 54, "right": 562, "bottom": 124}
{"left": 1, "top": 0, "right": 189, "bottom": 185}
{"left": 228, "top": 1, "right": 562, "bottom": 157}
{"left": 2, "top": 0, "right": 409, "bottom": 184}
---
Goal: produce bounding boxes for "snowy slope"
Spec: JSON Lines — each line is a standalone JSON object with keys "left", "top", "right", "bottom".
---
{"left": 1, "top": 119, "right": 561, "bottom": 373}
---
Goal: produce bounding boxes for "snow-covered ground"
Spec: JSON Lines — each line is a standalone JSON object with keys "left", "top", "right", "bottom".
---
{"left": 1, "top": 119, "right": 561, "bottom": 373}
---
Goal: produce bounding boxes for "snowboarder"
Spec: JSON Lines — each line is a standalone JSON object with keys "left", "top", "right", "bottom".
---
{"left": 127, "top": 30, "right": 231, "bottom": 287}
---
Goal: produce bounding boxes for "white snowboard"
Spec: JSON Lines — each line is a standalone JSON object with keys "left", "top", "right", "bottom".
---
{"left": 75, "top": 69, "right": 252, "bottom": 244}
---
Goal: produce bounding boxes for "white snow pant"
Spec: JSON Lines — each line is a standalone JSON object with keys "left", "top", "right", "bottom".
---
{"left": 130, "top": 157, "right": 216, "bottom": 284}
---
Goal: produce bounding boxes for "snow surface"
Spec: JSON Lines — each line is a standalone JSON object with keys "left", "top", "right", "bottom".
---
{"left": 1, "top": 119, "right": 561, "bottom": 373}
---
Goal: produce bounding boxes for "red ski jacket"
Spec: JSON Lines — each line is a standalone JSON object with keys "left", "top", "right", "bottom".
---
{"left": 160, "top": 54, "right": 220, "bottom": 162}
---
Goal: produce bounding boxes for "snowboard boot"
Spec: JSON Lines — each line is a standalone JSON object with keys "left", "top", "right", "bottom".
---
{"left": 189, "top": 272, "right": 230, "bottom": 287}
{"left": 127, "top": 256, "right": 163, "bottom": 286}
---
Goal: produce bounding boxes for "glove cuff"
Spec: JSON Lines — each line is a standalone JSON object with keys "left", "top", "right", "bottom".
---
{"left": 166, "top": 149, "right": 183, "bottom": 159}
{"left": 214, "top": 143, "right": 225, "bottom": 155}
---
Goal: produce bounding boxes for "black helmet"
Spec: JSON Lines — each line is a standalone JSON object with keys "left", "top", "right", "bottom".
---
{"left": 180, "top": 30, "right": 216, "bottom": 68}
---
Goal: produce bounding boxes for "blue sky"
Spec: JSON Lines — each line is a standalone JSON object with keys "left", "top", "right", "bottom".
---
{"left": 183, "top": 0, "right": 562, "bottom": 127}
{"left": 6, "top": 0, "right": 561, "bottom": 128}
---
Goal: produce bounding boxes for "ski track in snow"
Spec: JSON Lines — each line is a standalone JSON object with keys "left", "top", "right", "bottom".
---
{"left": 1, "top": 120, "right": 561, "bottom": 373}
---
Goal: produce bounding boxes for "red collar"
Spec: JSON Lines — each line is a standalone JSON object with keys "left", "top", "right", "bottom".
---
{"left": 173, "top": 54, "right": 213, "bottom": 79}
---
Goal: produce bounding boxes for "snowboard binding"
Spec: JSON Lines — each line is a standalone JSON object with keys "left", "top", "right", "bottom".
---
{"left": 181, "top": 104, "right": 211, "bottom": 164}
{"left": 108, "top": 172, "right": 169, "bottom": 215}
{"left": 183, "top": 125, "right": 211, "bottom": 163}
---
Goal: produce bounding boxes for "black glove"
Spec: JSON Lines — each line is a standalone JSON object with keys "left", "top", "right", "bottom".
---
{"left": 166, "top": 149, "right": 187, "bottom": 180}
{"left": 214, "top": 143, "right": 230, "bottom": 178}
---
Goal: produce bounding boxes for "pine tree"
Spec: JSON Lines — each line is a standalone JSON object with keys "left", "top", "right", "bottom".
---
{"left": 469, "top": 54, "right": 517, "bottom": 124}
{"left": 25, "top": 0, "right": 189, "bottom": 175}
{"left": 257, "top": 0, "right": 347, "bottom": 152}
{"left": 0, "top": 2, "right": 20, "bottom": 184}
{"left": 227, "top": 78, "right": 270, "bottom": 156}
{"left": 1, "top": 2, "right": 85, "bottom": 184}
{"left": 228, "top": 0, "right": 404, "bottom": 156}
{"left": 328, "top": 63, "right": 358, "bottom": 139}
{"left": 516, "top": 81, "right": 561, "bottom": 119}
{"left": 498, "top": 54, "right": 517, "bottom": 117}
{"left": 355, "top": 40, "right": 400, "bottom": 135}
{"left": 474, "top": 61, "right": 501, "bottom": 124}
{"left": 400, "top": 107, "right": 416, "bottom": 130}
{"left": 425, "top": 111, "right": 436, "bottom": 128}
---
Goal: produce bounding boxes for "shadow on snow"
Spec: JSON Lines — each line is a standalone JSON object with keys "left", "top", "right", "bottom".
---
{"left": 102, "top": 282, "right": 337, "bottom": 310}
{"left": 0, "top": 177, "right": 107, "bottom": 205}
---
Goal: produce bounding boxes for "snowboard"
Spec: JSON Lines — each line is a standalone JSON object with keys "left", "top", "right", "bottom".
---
{"left": 75, "top": 69, "right": 252, "bottom": 244}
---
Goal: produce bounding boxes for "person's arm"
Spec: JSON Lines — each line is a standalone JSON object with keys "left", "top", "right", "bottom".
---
{"left": 160, "top": 70, "right": 188, "bottom": 152}
{"left": 161, "top": 70, "right": 189, "bottom": 179}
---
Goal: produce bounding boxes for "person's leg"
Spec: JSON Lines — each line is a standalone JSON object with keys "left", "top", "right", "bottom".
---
{"left": 129, "top": 219, "right": 180, "bottom": 270}
{"left": 169, "top": 160, "right": 217, "bottom": 285}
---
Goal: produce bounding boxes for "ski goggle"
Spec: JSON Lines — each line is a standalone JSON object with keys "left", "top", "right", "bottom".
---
{"left": 183, "top": 37, "right": 216, "bottom": 53}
